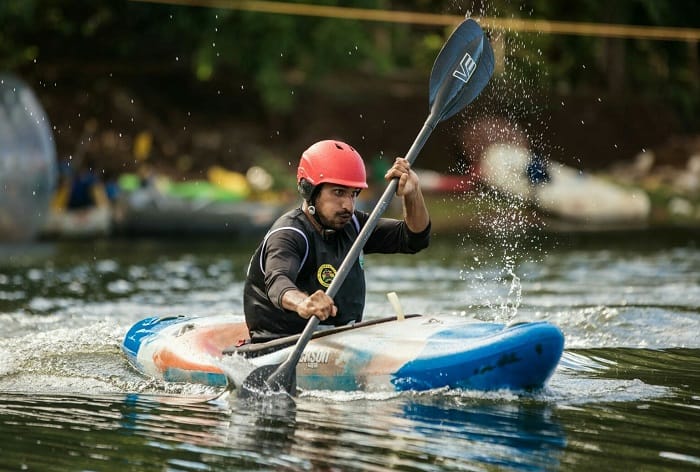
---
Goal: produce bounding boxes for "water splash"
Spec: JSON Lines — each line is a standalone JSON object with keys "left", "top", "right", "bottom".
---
{"left": 440, "top": 1, "right": 556, "bottom": 325}
{"left": 217, "top": 352, "right": 258, "bottom": 390}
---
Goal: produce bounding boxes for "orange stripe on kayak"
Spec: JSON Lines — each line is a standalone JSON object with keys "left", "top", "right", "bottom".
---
{"left": 154, "top": 347, "right": 223, "bottom": 373}
{"left": 152, "top": 321, "right": 250, "bottom": 373}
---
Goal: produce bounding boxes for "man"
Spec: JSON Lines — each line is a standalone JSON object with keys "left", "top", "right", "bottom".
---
{"left": 244, "top": 139, "right": 431, "bottom": 342}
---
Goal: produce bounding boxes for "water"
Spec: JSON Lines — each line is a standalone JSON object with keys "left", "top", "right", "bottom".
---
{"left": 1, "top": 230, "right": 699, "bottom": 471}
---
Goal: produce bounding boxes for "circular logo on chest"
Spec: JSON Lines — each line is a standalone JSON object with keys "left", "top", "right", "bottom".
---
{"left": 317, "top": 263, "right": 336, "bottom": 288}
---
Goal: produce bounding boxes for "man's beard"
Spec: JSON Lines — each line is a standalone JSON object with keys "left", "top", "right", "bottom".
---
{"left": 321, "top": 211, "right": 352, "bottom": 230}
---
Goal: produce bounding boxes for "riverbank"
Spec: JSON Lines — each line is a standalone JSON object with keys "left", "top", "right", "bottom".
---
{"left": 29, "top": 69, "right": 699, "bottom": 235}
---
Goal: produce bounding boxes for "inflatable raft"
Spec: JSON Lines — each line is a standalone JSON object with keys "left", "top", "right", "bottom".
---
{"left": 122, "top": 314, "right": 564, "bottom": 393}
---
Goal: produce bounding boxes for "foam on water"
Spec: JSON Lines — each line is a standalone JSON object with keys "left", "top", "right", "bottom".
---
{"left": 216, "top": 352, "right": 258, "bottom": 389}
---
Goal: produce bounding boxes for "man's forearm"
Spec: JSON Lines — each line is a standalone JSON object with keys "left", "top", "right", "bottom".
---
{"left": 280, "top": 288, "right": 308, "bottom": 313}
{"left": 403, "top": 187, "right": 430, "bottom": 233}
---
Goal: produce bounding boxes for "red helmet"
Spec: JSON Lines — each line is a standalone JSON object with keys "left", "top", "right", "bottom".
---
{"left": 297, "top": 140, "right": 368, "bottom": 196}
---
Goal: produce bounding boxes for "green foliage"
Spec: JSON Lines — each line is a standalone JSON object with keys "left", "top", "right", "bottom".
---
{"left": 0, "top": 0, "right": 697, "bottom": 124}
{"left": 514, "top": 0, "right": 700, "bottom": 124}
{"left": 0, "top": 1, "right": 40, "bottom": 68}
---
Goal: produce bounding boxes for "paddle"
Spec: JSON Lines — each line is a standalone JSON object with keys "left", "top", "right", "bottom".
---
{"left": 238, "top": 17, "right": 495, "bottom": 398}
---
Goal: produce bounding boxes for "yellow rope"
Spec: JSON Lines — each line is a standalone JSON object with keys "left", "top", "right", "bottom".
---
{"left": 131, "top": 0, "right": 700, "bottom": 42}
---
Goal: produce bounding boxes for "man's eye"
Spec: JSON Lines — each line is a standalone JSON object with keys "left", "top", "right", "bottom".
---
{"left": 332, "top": 188, "right": 359, "bottom": 198}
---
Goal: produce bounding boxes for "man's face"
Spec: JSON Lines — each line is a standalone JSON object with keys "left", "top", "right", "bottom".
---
{"left": 314, "top": 184, "right": 361, "bottom": 230}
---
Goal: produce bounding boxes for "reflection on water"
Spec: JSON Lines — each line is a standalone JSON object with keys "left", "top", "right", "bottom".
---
{"left": 13, "top": 378, "right": 695, "bottom": 472}
{"left": 0, "top": 390, "right": 569, "bottom": 471}
{"left": 400, "top": 398, "right": 565, "bottom": 470}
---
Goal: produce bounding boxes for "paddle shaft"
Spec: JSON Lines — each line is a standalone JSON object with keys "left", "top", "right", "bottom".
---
{"left": 267, "top": 111, "right": 439, "bottom": 382}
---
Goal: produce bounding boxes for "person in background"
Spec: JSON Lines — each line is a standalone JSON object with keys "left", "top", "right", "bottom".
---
{"left": 244, "top": 139, "right": 431, "bottom": 342}
{"left": 526, "top": 152, "right": 550, "bottom": 185}
{"left": 66, "top": 163, "right": 109, "bottom": 210}
{"left": 50, "top": 160, "right": 109, "bottom": 211}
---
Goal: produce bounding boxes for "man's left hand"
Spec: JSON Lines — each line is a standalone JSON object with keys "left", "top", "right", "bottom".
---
{"left": 385, "top": 157, "right": 420, "bottom": 197}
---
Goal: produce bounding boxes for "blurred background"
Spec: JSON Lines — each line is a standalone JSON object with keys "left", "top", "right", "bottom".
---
{"left": 1, "top": 0, "right": 699, "bottom": 241}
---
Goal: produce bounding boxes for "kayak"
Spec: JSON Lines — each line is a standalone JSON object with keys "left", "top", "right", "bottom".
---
{"left": 40, "top": 206, "right": 112, "bottom": 239}
{"left": 122, "top": 314, "right": 564, "bottom": 393}
{"left": 479, "top": 144, "right": 650, "bottom": 225}
{"left": 113, "top": 187, "right": 289, "bottom": 237}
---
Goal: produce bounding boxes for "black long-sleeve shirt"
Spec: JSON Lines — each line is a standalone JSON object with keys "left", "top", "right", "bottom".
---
{"left": 243, "top": 207, "right": 430, "bottom": 342}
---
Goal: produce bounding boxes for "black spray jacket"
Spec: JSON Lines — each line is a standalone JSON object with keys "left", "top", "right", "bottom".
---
{"left": 244, "top": 207, "right": 430, "bottom": 342}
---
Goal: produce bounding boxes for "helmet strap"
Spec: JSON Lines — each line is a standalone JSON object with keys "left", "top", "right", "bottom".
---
{"left": 303, "top": 200, "right": 337, "bottom": 240}
{"left": 321, "top": 228, "right": 336, "bottom": 240}
{"left": 311, "top": 208, "right": 336, "bottom": 239}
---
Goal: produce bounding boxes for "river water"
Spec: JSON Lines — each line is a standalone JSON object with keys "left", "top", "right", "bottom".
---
{"left": 1, "top": 227, "right": 699, "bottom": 471}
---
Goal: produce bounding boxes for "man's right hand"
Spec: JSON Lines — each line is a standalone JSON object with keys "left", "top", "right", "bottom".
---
{"left": 283, "top": 289, "right": 337, "bottom": 321}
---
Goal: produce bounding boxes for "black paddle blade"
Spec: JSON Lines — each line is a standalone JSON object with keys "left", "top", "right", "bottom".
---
{"left": 238, "top": 363, "right": 297, "bottom": 399}
{"left": 429, "top": 18, "right": 495, "bottom": 122}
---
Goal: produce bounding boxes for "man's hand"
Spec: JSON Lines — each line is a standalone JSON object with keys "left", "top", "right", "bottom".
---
{"left": 385, "top": 157, "right": 420, "bottom": 198}
{"left": 283, "top": 289, "right": 337, "bottom": 321}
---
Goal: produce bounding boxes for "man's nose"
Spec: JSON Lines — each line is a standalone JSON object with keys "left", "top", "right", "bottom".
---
{"left": 341, "top": 194, "right": 355, "bottom": 209}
